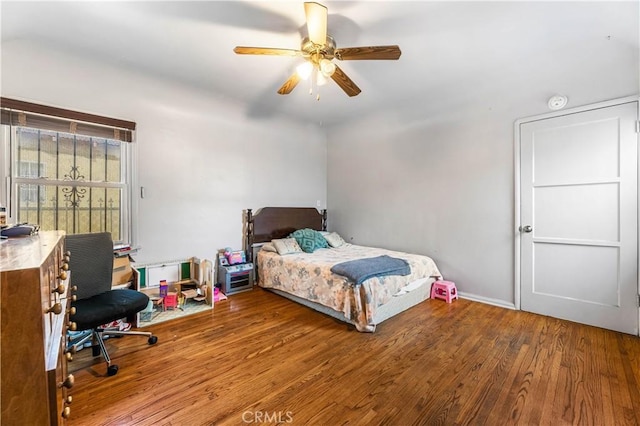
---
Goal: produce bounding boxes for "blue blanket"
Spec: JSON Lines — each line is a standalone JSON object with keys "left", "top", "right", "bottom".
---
{"left": 330, "top": 255, "right": 410, "bottom": 286}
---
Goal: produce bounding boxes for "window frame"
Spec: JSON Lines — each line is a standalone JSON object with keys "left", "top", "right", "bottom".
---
{"left": 0, "top": 99, "right": 137, "bottom": 246}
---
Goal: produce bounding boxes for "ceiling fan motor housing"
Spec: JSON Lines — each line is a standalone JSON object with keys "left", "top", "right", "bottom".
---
{"left": 301, "top": 35, "right": 336, "bottom": 62}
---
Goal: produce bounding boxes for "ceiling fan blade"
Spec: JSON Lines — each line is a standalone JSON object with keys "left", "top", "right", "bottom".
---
{"left": 305, "top": 2, "right": 328, "bottom": 46}
{"left": 277, "top": 73, "right": 302, "bottom": 95}
{"left": 331, "top": 65, "right": 361, "bottom": 97}
{"left": 234, "top": 46, "right": 301, "bottom": 56}
{"left": 335, "top": 45, "right": 402, "bottom": 60}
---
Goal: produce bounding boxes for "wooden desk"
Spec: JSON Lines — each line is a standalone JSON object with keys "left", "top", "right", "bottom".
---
{"left": 0, "top": 231, "right": 74, "bottom": 425}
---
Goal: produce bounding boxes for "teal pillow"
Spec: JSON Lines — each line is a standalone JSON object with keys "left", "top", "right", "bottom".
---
{"left": 289, "top": 228, "right": 329, "bottom": 253}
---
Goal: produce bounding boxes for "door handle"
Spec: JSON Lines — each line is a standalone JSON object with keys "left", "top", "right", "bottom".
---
{"left": 519, "top": 225, "right": 533, "bottom": 233}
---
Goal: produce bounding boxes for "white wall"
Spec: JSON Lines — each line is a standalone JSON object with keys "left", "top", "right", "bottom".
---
{"left": 327, "top": 88, "right": 639, "bottom": 307}
{"left": 325, "top": 0, "right": 639, "bottom": 308}
{"left": 1, "top": 40, "right": 327, "bottom": 264}
{"left": 327, "top": 108, "right": 516, "bottom": 304}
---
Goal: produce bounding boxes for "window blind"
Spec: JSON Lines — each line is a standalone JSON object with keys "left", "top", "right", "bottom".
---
{"left": 0, "top": 97, "right": 135, "bottom": 142}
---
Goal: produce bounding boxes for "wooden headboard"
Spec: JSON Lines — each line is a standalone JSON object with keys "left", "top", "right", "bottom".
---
{"left": 245, "top": 207, "right": 327, "bottom": 260}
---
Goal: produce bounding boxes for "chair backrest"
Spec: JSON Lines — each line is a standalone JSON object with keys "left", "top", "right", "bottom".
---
{"left": 66, "top": 232, "right": 114, "bottom": 300}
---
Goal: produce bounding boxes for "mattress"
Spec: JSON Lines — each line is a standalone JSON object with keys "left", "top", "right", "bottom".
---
{"left": 257, "top": 243, "right": 442, "bottom": 332}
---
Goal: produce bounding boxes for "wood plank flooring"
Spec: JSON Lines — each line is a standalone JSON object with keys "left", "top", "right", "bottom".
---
{"left": 67, "top": 288, "right": 640, "bottom": 426}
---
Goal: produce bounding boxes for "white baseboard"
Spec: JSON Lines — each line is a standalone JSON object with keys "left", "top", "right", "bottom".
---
{"left": 458, "top": 291, "right": 516, "bottom": 310}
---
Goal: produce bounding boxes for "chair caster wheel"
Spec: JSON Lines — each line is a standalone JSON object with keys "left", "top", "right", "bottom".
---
{"left": 107, "top": 365, "right": 119, "bottom": 376}
{"left": 148, "top": 336, "right": 158, "bottom": 345}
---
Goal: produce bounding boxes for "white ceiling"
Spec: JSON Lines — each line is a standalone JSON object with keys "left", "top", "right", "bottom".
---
{"left": 1, "top": 1, "right": 638, "bottom": 126}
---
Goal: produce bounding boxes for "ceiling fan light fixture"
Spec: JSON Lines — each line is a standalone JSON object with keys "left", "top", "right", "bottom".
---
{"left": 296, "top": 61, "right": 314, "bottom": 80}
{"left": 319, "top": 58, "right": 336, "bottom": 77}
{"left": 316, "top": 69, "right": 329, "bottom": 86}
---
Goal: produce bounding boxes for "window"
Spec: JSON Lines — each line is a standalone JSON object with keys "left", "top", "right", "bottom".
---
{"left": 18, "top": 160, "right": 47, "bottom": 203}
{"left": 1, "top": 98, "right": 136, "bottom": 244}
{"left": 13, "top": 128, "right": 129, "bottom": 240}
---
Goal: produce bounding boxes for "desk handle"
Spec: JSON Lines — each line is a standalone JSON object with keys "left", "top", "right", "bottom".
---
{"left": 46, "top": 303, "right": 62, "bottom": 315}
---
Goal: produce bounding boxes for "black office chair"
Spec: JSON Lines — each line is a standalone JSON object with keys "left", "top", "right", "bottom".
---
{"left": 66, "top": 232, "right": 157, "bottom": 376}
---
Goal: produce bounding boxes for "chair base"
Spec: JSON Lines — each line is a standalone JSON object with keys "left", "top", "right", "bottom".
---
{"left": 68, "top": 327, "right": 158, "bottom": 376}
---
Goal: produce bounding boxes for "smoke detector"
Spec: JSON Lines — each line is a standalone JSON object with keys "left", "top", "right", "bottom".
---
{"left": 548, "top": 95, "right": 568, "bottom": 110}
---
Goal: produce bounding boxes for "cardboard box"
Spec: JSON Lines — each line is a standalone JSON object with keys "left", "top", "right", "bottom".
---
{"left": 112, "top": 255, "right": 133, "bottom": 287}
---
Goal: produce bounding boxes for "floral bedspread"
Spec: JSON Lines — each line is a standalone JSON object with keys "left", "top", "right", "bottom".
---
{"left": 257, "top": 244, "right": 442, "bottom": 332}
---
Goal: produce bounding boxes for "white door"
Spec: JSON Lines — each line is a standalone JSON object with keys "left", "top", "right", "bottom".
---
{"left": 520, "top": 101, "right": 638, "bottom": 335}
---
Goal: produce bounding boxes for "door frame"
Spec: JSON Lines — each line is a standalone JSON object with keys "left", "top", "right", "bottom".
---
{"left": 513, "top": 95, "right": 640, "bottom": 335}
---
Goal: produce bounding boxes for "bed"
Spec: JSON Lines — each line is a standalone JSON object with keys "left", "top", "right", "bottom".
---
{"left": 245, "top": 207, "right": 442, "bottom": 332}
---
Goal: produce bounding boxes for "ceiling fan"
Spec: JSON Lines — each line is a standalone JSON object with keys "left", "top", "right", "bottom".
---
{"left": 233, "top": 2, "right": 401, "bottom": 97}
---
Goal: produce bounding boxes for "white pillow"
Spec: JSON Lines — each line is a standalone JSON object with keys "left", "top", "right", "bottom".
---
{"left": 324, "top": 232, "right": 346, "bottom": 248}
{"left": 260, "top": 242, "right": 277, "bottom": 252}
{"left": 271, "top": 238, "right": 303, "bottom": 255}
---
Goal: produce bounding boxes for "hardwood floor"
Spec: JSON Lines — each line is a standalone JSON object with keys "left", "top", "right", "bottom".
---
{"left": 68, "top": 288, "right": 640, "bottom": 426}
